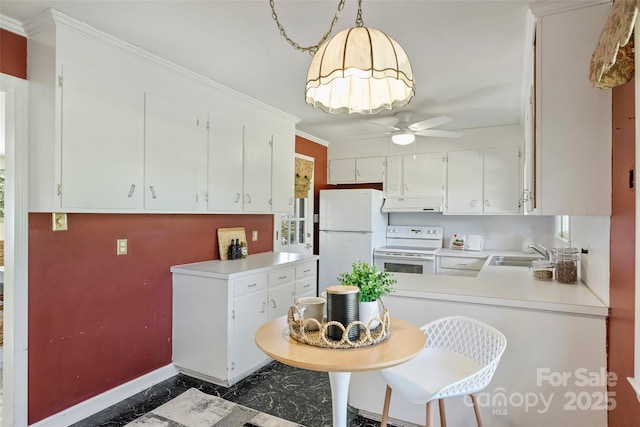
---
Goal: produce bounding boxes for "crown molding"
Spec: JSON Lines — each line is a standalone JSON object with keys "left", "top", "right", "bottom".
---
{"left": 23, "top": 8, "right": 301, "bottom": 124}
{"left": 529, "top": 0, "right": 612, "bottom": 17}
{"left": 0, "top": 14, "right": 27, "bottom": 37}
{"left": 296, "top": 130, "right": 330, "bottom": 147}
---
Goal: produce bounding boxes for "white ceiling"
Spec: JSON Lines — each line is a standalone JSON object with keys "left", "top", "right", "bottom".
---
{"left": 0, "top": 0, "right": 534, "bottom": 146}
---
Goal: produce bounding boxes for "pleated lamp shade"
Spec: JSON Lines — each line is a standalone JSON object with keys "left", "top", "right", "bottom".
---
{"left": 305, "top": 26, "right": 415, "bottom": 114}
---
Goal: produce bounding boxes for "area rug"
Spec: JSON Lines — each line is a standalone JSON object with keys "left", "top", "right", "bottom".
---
{"left": 125, "top": 388, "right": 304, "bottom": 427}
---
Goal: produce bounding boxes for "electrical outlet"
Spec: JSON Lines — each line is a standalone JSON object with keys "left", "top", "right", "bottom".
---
{"left": 52, "top": 212, "right": 68, "bottom": 231}
{"left": 252, "top": 230, "right": 258, "bottom": 241}
{"left": 117, "top": 239, "right": 128, "bottom": 255}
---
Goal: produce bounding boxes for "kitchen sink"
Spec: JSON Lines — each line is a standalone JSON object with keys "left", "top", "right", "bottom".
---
{"left": 489, "top": 255, "right": 542, "bottom": 267}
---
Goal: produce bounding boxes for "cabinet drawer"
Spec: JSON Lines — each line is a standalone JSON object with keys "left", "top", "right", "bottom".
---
{"left": 295, "top": 261, "right": 317, "bottom": 279}
{"left": 439, "top": 257, "right": 486, "bottom": 271}
{"left": 268, "top": 268, "right": 295, "bottom": 287}
{"left": 438, "top": 268, "right": 480, "bottom": 277}
{"left": 233, "top": 274, "right": 267, "bottom": 297}
{"left": 295, "top": 278, "right": 316, "bottom": 296}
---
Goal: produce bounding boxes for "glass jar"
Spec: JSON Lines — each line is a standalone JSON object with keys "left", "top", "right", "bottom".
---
{"left": 552, "top": 247, "right": 580, "bottom": 284}
{"left": 531, "top": 259, "right": 554, "bottom": 281}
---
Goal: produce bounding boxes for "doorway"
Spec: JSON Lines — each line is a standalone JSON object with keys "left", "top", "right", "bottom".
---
{"left": 274, "top": 154, "right": 314, "bottom": 255}
{"left": 1, "top": 73, "right": 29, "bottom": 427}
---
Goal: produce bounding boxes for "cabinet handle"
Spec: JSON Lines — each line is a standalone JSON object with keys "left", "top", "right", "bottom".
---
{"left": 271, "top": 299, "right": 276, "bottom": 309}
{"left": 470, "top": 199, "right": 477, "bottom": 207}
{"left": 356, "top": 169, "right": 361, "bottom": 176}
{"left": 278, "top": 275, "right": 287, "bottom": 280}
{"left": 128, "top": 184, "right": 136, "bottom": 197}
{"left": 484, "top": 199, "right": 490, "bottom": 207}
{"left": 234, "top": 193, "right": 241, "bottom": 203}
{"left": 261, "top": 302, "right": 266, "bottom": 313}
{"left": 303, "top": 269, "right": 311, "bottom": 273}
{"left": 248, "top": 283, "right": 257, "bottom": 287}
{"left": 457, "top": 263, "right": 469, "bottom": 267}
{"left": 149, "top": 186, "right": 157, "bottom": 199}
{"left": 245, "top": 194, "right": 252, "bottom": 203}
{"left": 404, "top": 184, "right": 409, "bottom": 191}
{"left": 289, "top": 197, "right": 294, "bottom": 205}
{"left": 303, "top": 284, "right": 311, "bottom": 289}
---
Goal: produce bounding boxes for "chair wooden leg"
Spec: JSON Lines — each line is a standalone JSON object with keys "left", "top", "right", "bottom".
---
{"left": 438, "top": 399, "right": 447, "bottom": 427}
{"left": 426, "top": 400, "right": 432, "bottom": 427}
{"left": 470, "top": 393, "right": 484, "bottom": 427}
{"left": 381, "top": 385, "right": 392, "bottom": 427}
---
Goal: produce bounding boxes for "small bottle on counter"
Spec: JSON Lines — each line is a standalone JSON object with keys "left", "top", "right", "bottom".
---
{"left": 240, "top": 241, "right": 248, "bottom": 258}
{"left": 228, "top": 239, "right": 237, "bottom": 260}
{"left": 531, "top": 259, "right": 554, "bottom": 281}
{"left": 553, "top": 247, "right": 580, "bottom": 284}
{"left": 233, "top": 238, "right": 241, "bottom": 259}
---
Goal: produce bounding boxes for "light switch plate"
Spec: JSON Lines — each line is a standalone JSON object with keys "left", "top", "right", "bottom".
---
{"left": 52, "top": 212, "right": 68, "bottom": 231}
{"left": 252, "top": 230, "right": 258, "bottom": 241}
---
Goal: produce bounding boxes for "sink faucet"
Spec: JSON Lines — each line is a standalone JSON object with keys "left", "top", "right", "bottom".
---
{"left": 528, "top": 244, "right": 550, "bottom": 260}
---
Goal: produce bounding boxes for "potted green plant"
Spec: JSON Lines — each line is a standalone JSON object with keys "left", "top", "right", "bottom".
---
{"left": 337, "top": 261, "right": 396, "bottom": 328}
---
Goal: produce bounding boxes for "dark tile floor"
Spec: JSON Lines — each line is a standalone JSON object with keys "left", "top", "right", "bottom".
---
{"left": 71, "top": 361, "right": 390, "bottom": 427}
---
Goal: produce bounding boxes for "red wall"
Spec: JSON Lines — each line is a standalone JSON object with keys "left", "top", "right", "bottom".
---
{"left": 608, "top": 79, "right": 638, "bottom": 425}
{"left": 28, "top": 213, "right": 273, "bottom": 423}
{"left": 0, "top": 28, "right": 27, "bottom": 79}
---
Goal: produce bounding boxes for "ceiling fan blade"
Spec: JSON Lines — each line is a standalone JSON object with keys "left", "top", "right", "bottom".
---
{"left": 366, "top": 116, "right": 400, "bottom": 130}
{"left": 408, "top": 115, "right": 453, "bottom": 131}
{"left": 415, "top": 129, "right": 463, "bottom": 138}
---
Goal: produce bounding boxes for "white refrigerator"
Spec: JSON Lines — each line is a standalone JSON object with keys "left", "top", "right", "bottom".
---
{"left": 318, "top": 189, "right": 388, "bottom": 295}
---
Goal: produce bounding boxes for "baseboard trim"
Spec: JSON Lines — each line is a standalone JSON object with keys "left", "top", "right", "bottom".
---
{"left": 30, "top": 364, "right": 179, "bottom": 427}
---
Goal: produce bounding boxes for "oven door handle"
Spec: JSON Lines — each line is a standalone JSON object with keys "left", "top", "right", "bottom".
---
{"left": 375, "top": 253, "right": 435, "bottom": 261}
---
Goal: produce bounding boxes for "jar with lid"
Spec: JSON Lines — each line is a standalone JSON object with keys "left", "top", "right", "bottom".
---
{"left": 552, "top": 247, "right": 580, "bottom": 284}
{"left": 531, "top": 259, "right": 554, "bottom": 281}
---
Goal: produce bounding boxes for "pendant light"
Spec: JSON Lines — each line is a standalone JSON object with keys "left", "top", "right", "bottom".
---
{"left": 391, "top": 133, "right": 416, "bottom": 145}
{"left": 270, "top": 0, "right": 415, "bottom": 114}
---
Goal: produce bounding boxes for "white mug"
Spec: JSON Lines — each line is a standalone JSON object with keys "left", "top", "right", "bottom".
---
{"left": 294, "top": 296, "right": 326, "bottom": 330}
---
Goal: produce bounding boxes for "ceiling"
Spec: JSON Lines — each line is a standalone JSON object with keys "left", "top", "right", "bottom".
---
{"left": 0, "top": 0, "right": 534, "bottom": 146}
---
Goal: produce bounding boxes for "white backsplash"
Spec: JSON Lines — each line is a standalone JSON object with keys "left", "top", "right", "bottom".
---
{"left": 389, "top": 213, "right": 556, "bottom": 251}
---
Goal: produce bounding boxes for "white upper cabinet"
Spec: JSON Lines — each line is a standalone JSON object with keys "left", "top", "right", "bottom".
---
{"left": 402, "top": 153, "right": 445, "bottom": 197}
{"left": 383, "top": 153, "right": 445, "bottom": 198}
{"left": 27, "top": 10, "right": 298, "bottom": 214}
{"left": 207, "top": 115, "right": 244, "bottom": 211}
{"left": 243, "top": 125, "right": 273, "bottom": 212}
{"left": 58, "top": 64, "right": 144, "bottom": 210}
{"left": 446, "top": 150, "right": 484, "bottom": 214}
{"left": 328, "top": 159, "right": 356, "bottom": 183}
{"left": 531, "top": 1, "right": 611, "bottom": 215}
{"left": 328, "top": 157, "right": 384, "bottom": 184}
{"left": 271, "top": 128, "right": 295, "bottom": 212}
{"left": 446, "top": 147, "right": 521, "bottom": 215}
{"left": 144, "top": 93, "right": 207, "bottom": 211}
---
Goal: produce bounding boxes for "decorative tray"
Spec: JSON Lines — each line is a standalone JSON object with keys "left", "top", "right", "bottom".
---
{"left": 287, "top": 305, "right": 390, "bottom": 349}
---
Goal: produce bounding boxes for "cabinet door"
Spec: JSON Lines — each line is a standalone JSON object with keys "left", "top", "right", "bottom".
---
{"left": 144, "top": 93, "right": 206, "bottom": 210}
{"left": 446, "top": 150, "right": 483, "bottom": 214}
{"left": 403, "top": 153, "right": 445, "bottom": 197}
{"left": 268, "top": 282, "right": 294, "bottom": 319}
{"left": 60, "top": 64, "right": 143, "bottom": 209}
{"left": 483, "top": 146, "right": 521, "bottom": 214}
{"left": 232, "top": 291, "right": 268, "bottom": 378}
{"left": 355, "top": 157, "right": 384, "bottom": 182}
{"left": 243, "top": 125, "right": 273, "bottom": 212}
{"left": 207, "top": 115, "right": 244, "bottom": 211}
{"left": 329, "top": 159, "right": 356, "bottom": 183}
{"left": 271, "top": 127, "right": 295, "bottom": 212}
{"left": 384, "top": 156, "right": 402, "bottom": 197}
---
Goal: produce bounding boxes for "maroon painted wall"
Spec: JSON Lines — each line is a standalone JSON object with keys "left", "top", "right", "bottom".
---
{"left": 608, "top": 78, "right": 638, "bottom": 426}
{"left": 0, "top": 28, "right": 27, "bottom": 79}
{"left": 28, "top": 213, "right": 273, "bottom": 423}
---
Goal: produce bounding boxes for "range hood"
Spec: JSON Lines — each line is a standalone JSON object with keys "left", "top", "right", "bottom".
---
{"left": 381, "top": 197, "right": 443, "bottom": 213}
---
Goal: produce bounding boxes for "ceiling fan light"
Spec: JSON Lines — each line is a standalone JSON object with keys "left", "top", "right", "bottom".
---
{"left": 391, "top": 133, "right": 415, "bottom": 145}
{"left": 305, "top": 27, "right": 415, "bottom": 114}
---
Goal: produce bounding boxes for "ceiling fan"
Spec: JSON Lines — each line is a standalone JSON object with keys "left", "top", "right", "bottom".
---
{"left": 366, "top": 111, "right": 463, "bottom": 145}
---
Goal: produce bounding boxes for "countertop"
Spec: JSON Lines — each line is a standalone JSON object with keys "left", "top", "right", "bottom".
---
{"left": 391, "top": 251, "right": 608, "bottom": 317}
{"left": 170, "top": 251, "right": 319, "bottom": 279}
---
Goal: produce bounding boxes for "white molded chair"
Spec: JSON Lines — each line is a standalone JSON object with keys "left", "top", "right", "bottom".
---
{"left": 379, "top": 316, "right": 507, "bottom": 427}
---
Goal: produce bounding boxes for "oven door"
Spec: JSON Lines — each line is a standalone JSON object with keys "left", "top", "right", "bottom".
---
{"left": 373, "top": 252, "right": 435, "bottom": 275}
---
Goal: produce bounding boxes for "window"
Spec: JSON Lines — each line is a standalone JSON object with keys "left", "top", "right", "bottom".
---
{"left": 281, "top": 197, "right": 307, "bottom": 247}
{"left": 556, "top": 215, "right": 571, "bottom": 242}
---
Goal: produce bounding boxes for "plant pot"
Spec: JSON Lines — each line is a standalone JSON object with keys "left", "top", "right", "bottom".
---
{"left": 359, "top": 300, "right": 381, "bottom": 329}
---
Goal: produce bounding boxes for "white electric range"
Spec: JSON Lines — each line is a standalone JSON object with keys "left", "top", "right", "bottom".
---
{"left": 373, "top": 225, "right": 444, "bottom": 275}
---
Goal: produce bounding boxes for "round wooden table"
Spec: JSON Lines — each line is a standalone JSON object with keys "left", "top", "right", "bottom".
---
{"left": 255, "top": 316, "right": 426, "bottom": 427}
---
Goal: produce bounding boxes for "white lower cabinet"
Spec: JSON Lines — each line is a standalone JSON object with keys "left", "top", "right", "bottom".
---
{"left": 295, "top": 260, "right": 318, "bottom": 299}
{"left": 171, "top": 253, "right": 318, "bottom": 386}
{"left": 436, "top": 255, "right": 486, "bottom": 277}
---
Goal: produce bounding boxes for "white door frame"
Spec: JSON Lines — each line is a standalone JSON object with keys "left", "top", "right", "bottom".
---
{"left": 274, "top": 154, "right": 314, "bottom": 254}
{"left": 1, "top": 72, "right": 29, "bottom": 427}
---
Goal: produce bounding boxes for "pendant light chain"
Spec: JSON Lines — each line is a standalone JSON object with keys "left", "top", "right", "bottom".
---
{"left": 270, "top": 0, "right": 346, "bottom": 56}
